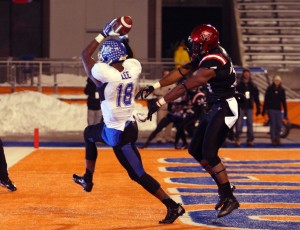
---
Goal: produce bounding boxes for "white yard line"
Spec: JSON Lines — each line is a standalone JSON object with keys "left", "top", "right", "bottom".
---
{"left": 4, "top": 147, "right": 35, "bottom": 168}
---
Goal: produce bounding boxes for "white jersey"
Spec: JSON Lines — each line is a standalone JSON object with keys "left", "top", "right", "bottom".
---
{"left": 91, "top": 58, "right": 141, "bottom": 131}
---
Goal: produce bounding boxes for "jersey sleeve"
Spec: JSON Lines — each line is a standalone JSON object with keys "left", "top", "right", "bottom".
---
{"left": 199, "top": 54, "right": 228, "bottom": 71}
{"left": 92, "top": 62, "right": 111, "bottom": 83}
{"left": 123, "top": 58, "right": 142, "bottom": 78}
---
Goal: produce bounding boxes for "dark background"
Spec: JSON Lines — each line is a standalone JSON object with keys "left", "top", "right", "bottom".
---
{"left": 162, "top": 7, "right": 223, "bottom": 58}
{"left": 0, "top": 0, "right": 238, "bottom": 63}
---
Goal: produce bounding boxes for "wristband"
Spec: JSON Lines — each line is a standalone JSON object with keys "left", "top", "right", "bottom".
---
{"left": 178, "top": 68, "right": 186, "bottom": 80}
{"left": 95, "top": 34, "right": 104, "bottom": 43}
{"left": 157, "top": 98, "right": 166, "bottom": 107}
{"left": 153, "top": 82, "right": 161, "bottom": 89}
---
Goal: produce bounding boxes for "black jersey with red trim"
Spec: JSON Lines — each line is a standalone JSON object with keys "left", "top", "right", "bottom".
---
{"left": 189, "top": 46, "right": 237, "bottom": 103}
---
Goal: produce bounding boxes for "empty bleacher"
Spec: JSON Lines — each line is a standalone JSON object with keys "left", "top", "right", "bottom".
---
{"left": 234, "top": 0, "right": 300, "bottom": 98}
{"left": 235, "top": 0, "right": 300, "bottom": 69}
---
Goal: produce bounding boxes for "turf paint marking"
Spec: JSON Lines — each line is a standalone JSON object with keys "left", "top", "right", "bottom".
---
{"left": 160, "top": 156, "right": 300, "bottom": 229}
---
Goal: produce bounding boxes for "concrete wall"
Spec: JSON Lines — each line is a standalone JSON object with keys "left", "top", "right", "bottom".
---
{"left": 50, "top": 0, "right": 148, "bottom": 59}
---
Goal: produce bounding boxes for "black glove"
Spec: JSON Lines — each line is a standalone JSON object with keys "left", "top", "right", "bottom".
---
{"left": 147, "top": 99, "right": 160, "bottom": 121}
{"left": 135, "top": 85, "right": 154, "bottom": 100}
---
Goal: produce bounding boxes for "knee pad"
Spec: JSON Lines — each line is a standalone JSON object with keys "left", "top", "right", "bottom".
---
{"left": 188, "top": 146, "right": 203, "bottom": 163}
{"left": 137, "top": 173, "right": 160, "bottom": 195}
{"left": 83, "top": 126, "right": 92, "bottom": 141}
{"left": 205, "top": 156, "right": 221, "bottom": 168}
{"left": 84, "top": 126, "right": 98, "bottom": 161}
{"left": 200, "top": 159, "right": 209, "bottom": 168}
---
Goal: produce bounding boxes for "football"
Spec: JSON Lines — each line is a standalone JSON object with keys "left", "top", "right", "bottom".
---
{"left": 113, "top": 16, "right": 133, "bottom": 36}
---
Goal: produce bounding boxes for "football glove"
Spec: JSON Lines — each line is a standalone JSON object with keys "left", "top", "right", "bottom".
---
{"left": 135, "top": 85, "right": 155, "bottom": 100}
{"left": 119, "top": 34, "right": 129, "bottom": 41}
{"left": 100, "top": 18, "right": 119, "bottom": 37}
{"left": 147, "top": 99, "right": 160, "bottom": 121}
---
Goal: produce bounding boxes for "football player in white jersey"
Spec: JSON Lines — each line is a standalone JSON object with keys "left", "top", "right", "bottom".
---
{"left": 73, "top": 18, "right": 185, "bottom": 224}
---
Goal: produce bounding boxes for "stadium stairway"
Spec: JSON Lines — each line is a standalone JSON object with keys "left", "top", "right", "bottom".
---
{"left": 234, "top": 0, "right": 300, "bottom": 70}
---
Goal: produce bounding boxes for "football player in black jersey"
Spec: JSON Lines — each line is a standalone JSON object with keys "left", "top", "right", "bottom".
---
{"left": 136, "top": 24, "right": 241, "bottom": 218}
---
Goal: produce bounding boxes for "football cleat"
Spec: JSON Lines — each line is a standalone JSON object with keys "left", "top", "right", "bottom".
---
{"left": 215, "top": 184, "right": 236, "bottom": 210}
{"left": 0, "top": 178, "right": 17, "bottom": 192}
{"left": 217, "top": 197, "right": 240, "bottom": 218}
{"left": 73, "top": 174, "right": 93, "bottom": 192}
{"left": 159, "top": 203, "right": 185, "bottom": 224}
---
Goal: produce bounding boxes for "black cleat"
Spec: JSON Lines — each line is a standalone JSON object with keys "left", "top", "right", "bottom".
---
{"left": 159, "top": 203, "right": 185, "bottom": 224}
{"left": 215, "top": 184, "right": 236, "bottom": 210}
{"left": 217, "top": 197, "right": 239, "bottom": 218}
{"left": 0, "top": 178, "right": 17, "bottom": 192}
{"left": 73, "top": 174, "right": 93, "bottom": 192}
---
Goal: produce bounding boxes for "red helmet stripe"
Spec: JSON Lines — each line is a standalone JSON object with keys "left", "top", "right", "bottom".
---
{"left": 199, "top": 54, "right": 227, "bottom": 66}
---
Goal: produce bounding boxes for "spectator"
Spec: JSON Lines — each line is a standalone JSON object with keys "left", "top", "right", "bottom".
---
{"left": 234, "top": 68, "right": 261, "bottom": 147}
{"left": 140, "top": 97, "right": 187, "bottom": 149}
{"left": 84, "top": 78, "right": 102, "bottom": 125}
{"left": 174, "top": 41, "right": 190, "bottom": 69}
{"left": 262, "top": 75, "right": 288, "bottom": 146}
{"left": 183, "top": 88, "right": 207, "bottom": 137}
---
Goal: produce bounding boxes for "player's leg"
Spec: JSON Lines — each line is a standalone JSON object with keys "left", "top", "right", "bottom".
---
{"left": 0, "top": 138, "right": 17, "bottom": 191}
{"left": 234, "top": 108, "right": 244, "bottom": 147}
{"left": 202, "top": 102, "right": 239, "bottom": 217}
{"left": 113, "top": 125, "right": 185, "bottom": 224}
{"left": 73, "top": 122, "right": 105, "bottom": 192}
{"left": 246, "top": 108, "right": 254, "bottom": 146}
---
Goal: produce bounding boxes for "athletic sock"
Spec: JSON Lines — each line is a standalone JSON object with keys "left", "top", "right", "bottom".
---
{"left": 221, "top": 182, "right": 233, "bottom": 198}
{"left": 211, "top": 173, "right": 221, "bottom": 189}
{"left": 84, "top": 168, "right": 93, "bottom": 183}
{"left": 162, "top": 198, "right": 178, "bottom": 209}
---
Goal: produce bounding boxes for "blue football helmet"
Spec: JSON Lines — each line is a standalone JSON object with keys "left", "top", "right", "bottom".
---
{"left": 98, "top": 39, "right": 128, "bottom": 64}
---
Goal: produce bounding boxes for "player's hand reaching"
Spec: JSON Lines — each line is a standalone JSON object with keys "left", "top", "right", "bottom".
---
{"left": 135, "top": 85, "right": 155, "bottom": 100}
{"left": 100, "top": 18, "right": 119, "bottom": 37}
{"left": 147, "top": 99, "right": 161, "bottom": 121}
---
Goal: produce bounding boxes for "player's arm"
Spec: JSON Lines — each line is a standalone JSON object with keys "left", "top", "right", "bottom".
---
{"left": 81, "top": 18, "right": 120, "bottom": 87}
{"left": 159, "top": 65, "right": 193, "bottom": 88}
{"left": 147, "top": 68, "right": 215, "bottom": 120}
{"left": 81, "top": 39, "right": 99, "bottom": 86}
{"left": 135, "top": 61, "right": 195, "bottom": 100}
{"left": 164, "top": 68, "right": 215, "bottom": 103}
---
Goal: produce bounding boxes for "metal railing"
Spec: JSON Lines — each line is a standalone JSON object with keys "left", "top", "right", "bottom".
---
{"left": 0, "top": 59, "right": 178, "bottom": 93}
{"left": 0, "top": 58, "right": 299, "bottom": 98}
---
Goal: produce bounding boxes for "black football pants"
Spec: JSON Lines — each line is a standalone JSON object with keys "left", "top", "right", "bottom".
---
{"left": 188, "top": 99, "right": 238, "bottom": 167}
